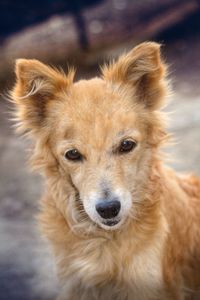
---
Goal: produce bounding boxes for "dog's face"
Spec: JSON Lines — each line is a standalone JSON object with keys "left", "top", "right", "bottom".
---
{"left": 54, "top": 79, "right": 147, "bottom": 230}
{"left": 12, "top": 42, "right": 167, "bottom": 231}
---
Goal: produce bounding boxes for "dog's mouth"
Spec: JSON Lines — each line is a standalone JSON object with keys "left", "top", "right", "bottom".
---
{"left": 99, "top": 217, "right": 123, "bottom": 230}
{"left": 102, "top": 219, "right": 120, "bottom": 227}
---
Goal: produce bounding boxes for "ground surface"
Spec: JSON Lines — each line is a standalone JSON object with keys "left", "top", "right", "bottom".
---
{"left": 0, "top": 32, "right": 200, "bottom": 299}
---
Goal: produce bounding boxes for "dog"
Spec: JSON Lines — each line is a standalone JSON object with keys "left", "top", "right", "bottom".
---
{"left": 11, "top": 42, "right": 200, "bottom": 299}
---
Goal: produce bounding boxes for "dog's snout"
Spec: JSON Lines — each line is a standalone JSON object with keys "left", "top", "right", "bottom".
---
{"left": 96, "top": 200, "right": 121, "bottom": 219}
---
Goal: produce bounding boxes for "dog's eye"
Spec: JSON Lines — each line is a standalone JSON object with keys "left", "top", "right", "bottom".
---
{"left": 64, "top": 149, "right": 83, "bottom": 161}
{"left": 118, "top": 140, "right": 137, "bottom": 153}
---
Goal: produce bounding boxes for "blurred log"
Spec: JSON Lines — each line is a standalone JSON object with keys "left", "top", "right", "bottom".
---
{"left": 0, "top": 0, "right": 102, "bottom": 40}
{"left": 0, "top": 0, "right": 199, "bottom": 83}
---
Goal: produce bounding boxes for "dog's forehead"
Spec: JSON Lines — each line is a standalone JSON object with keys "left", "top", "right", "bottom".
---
{"left": 65, "top": 77, "right": 138, "bottom": 116}
{"left": 69, "top": 78, "right": 136, "bottom": 118}
{"left": 56, "top": 78, "right": 143, "bottom": 144}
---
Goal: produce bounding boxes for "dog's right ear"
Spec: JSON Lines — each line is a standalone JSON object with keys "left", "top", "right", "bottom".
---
{"left": 102, "top": 42, "right": 168, "bottom": 110}
{"left": 11, "top": 59, "right": 74, "bottom": 136}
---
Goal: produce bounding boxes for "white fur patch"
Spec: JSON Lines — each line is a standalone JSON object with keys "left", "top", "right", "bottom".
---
{"left": 83, "top": 188, "right": 132, "bottom": 230}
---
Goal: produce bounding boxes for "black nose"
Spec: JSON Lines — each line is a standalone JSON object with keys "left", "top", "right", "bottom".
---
{"left": 96, "top": 200, "right": 121, "bottom": 219}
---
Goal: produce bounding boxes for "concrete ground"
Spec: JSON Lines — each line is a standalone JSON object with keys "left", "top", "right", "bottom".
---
{"left": 0, "top": 33, "right": 200, "bottom": 299}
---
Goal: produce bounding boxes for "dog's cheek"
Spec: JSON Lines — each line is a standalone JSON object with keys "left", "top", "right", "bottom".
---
{"left": 120, "top": 157, "right": 139, "bottom": 189}
{"left": 120, "top": 148, "right": 152, "bottom": 200}
{"left": 67, "top": 164, "right": 88, "bottom": 195}
{"left": 134, "top": 148, "right": 153, "bottom": 198}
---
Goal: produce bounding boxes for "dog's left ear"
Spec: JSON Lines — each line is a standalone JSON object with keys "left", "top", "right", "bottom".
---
{"left": 102, "top": 42, "right": 167, "bottom": 110}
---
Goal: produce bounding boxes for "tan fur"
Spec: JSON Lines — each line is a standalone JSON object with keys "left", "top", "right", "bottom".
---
{"left": 11, "top": 42, "right": 200, "bottom": 299}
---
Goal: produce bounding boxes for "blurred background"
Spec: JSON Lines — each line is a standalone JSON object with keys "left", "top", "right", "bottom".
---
{"left": 0, "top": 0, "right": 200, "bottom": 299}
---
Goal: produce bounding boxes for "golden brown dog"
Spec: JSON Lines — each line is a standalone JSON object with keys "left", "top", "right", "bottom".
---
{"left": 11, "top": 42, "right": 200, "bottom": 299}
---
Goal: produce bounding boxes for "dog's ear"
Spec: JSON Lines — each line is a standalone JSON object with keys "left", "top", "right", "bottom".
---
{"left": 11, "top": 59, "right": 74, "bottom": 136}
{"left": 102, "top": 42, "right": 167, "bottom": 110}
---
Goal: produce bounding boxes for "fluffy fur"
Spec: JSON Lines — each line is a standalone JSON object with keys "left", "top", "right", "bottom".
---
{"left": 11, "top": 42, "right": 200, "bottom": 299}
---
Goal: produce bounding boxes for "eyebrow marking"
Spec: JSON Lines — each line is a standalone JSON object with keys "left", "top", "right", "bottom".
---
{"left": 117, "top": 129, "right": 136, "bottom": 137}
{"left": 62, "top": 125, "right": 75, "bottom": 139}
{"left": 117, "top": 130, "right": 126, "bottom": 137}
{"left": 116, "top": 129, "right": 141, "bottom": 140}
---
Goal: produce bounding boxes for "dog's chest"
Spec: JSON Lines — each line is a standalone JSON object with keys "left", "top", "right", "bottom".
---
{"left": 114, "top": 243, "right": 164, "bottom": 299}
{"left": 65, "top": 238, "right": 165, "bottom": 299}
{"left": 119, "top": 245, "right": 164, "bottom": 299}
